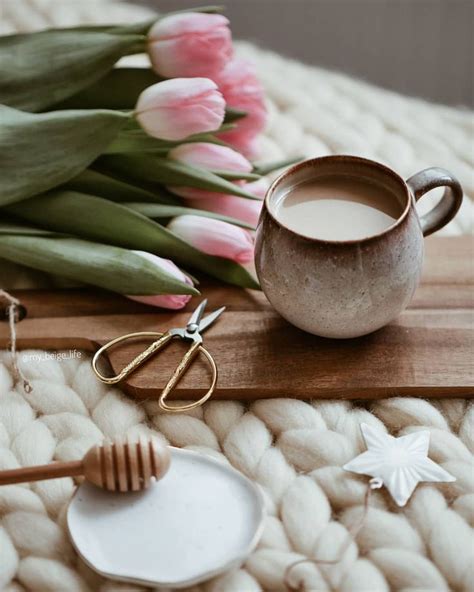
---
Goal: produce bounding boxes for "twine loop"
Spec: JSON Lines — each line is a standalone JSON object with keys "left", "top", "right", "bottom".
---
{"left": 0, "top": 289, "right": 32, "bottom": 393}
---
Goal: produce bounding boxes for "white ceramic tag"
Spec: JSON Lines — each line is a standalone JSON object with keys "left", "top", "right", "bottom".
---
{"left": 67, "top": 447, "right": 265, "bottom": 588}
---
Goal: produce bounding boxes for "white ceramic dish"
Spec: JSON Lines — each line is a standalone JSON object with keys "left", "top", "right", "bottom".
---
{"left": 67, "top": 447, "right": 265, "bottom": 588}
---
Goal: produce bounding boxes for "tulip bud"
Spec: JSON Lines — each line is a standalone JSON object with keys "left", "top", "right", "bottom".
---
{"left": 168, "top": 215, "right": 254, "bottom": 264}
{"left": 148, "top": 12, "right": 233, "bottom": 79}
{"left": 135, "top": 78, "right": 225, "bottom": 141}
{"left": 214, "top": 58, "right": 268, "bottom": 157}
{"left": 187, "top": 178, "right": 269, "bottom": 227}
{"left": 168, "top": 142, "right": 254, "bottom": 202}
{"left": 127, "top": 251, "right": 194, "bottom": 309}
{"left": 188, "top": 195, "right": 262, "bottom": 227}
{"left": 169, "top": 142, "right": 252, "bottom": 174}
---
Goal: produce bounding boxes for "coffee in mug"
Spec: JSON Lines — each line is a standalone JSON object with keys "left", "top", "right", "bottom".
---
{"left": 255, "top": 156, "right": 463, "bottom": 338}
{"left": 274, "top": 175, "right": 403, "bottom": 241}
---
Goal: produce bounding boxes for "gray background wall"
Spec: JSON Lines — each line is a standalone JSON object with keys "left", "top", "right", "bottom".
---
{"left": 138, "top": 0, "right": 473, "bottom": 107}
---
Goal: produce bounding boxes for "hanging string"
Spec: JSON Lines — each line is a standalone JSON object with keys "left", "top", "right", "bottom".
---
{"left": 284, "top": 477, "right": 383, "bottom": 592}
{"left": 0, "top": 289, "right": 32, "bottom": 393}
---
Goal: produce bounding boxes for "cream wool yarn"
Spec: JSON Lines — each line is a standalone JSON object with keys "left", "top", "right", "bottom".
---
{"left": 1, "top": 1, "right": 473, "bottom": 591}
{"left": 0, "top": 353, "right": 473, "bottom": 592}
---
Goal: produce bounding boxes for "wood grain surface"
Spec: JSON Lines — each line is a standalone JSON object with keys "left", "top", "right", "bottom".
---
{"left": 1, "top": 237, "right": 472, "bottom": 400}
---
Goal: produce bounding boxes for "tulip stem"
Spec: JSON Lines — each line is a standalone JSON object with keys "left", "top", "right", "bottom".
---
{"left": 211, "top": 170, "right": 261, "bottom": 182}
{"left": 107, "top": 20, "right": 156, "bottom": 35}
{"left": 253, "top": 156, "right": 304, "bottom": 177}
{"left": 125, "top": 37, "right": 148, "bottom": 56}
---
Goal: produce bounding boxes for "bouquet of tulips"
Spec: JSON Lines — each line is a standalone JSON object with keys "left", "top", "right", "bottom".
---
{"left": 0, "top": 7, "right": 294, "bottom": 308}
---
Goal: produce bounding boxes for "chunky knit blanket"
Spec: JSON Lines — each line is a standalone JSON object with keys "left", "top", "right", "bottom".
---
{"left": 1, "top": 2, "right": 473, "bottom": 591}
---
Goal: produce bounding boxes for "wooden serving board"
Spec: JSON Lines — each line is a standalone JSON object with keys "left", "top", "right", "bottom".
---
{"left": 1, "top": 237, "right": 472, "bottom": 400}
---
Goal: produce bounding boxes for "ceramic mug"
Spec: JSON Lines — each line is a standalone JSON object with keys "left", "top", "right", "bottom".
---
{"left": 255, "top": 155, "right": 463, "bottom": 338}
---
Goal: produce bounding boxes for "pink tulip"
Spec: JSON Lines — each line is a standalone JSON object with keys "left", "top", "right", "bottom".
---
{"left": 135, "top": 78, "right": 225, "bottom": 141}
{"left": 168, "top": 142, "right": 254, "bottom": 201}
{"left": 127, "top": 251, "right": 194, "bottom": 309}
{"left": 239, "top": 177, "right": 269, "bottom": 200}
{"left": 168, "top": 215, "right": 254, "bottom": 264}
{"left": 188, "top": 195, "right": 262, "bottom": 227}
{"left": 214, "top": 58, "right": 268, "bottom": 156}
{"left": 186, "top": 178, "right": 269, "bottom": 227}
{"left": 148, "top": 13, "right": 233, "bottom": 78}
{"left": 169, "top": 142, "right": 252, "bottom": 173}
{"left": 226, "top": 135, "right": 261, "bottom": 160}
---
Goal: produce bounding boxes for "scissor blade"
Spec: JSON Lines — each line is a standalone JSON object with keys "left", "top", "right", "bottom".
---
{"left": 187, "top": 298, "right": 207, "bottom": 327}
{"left": 198, "top": 306, "right": 226, "bottom": 333}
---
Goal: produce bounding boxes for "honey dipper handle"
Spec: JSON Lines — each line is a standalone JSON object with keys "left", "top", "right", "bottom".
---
{"left": 0, "top": 460, "right": 83, "bottom": 486}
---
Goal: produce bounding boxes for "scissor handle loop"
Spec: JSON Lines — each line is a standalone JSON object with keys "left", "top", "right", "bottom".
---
{"left": 92, "top": 331, "right": 171, "bottom": 385}
{"left": 92, "top": 330, "right": 218, "bottom": 412}
{"left": 158, "top": 341, "right": 218, "bottom": 413}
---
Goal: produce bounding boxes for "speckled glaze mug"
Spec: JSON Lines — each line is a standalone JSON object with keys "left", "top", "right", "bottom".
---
{"left": 255, "top": 155, "right": 463, "bottom": 338}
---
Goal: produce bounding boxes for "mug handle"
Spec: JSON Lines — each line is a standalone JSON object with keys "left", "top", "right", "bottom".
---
{"left": 406, "top": 168, "right": 463, "bottom": 237}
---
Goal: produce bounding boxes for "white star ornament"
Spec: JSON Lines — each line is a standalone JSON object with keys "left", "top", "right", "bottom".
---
{"left": 343, "top": 423, "right": 456, "bottom": 507}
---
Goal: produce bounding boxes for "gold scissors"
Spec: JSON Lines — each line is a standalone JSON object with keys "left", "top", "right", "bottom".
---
{"left": 92, "top": 299, "right": 225, "bottom": 413}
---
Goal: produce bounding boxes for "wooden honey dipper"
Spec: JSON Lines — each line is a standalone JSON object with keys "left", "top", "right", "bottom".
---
{"left": 0, "top": 436, "right": 170, "bottom": 492}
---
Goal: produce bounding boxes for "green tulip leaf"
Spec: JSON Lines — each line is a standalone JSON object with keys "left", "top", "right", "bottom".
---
{"left": 90, "top": 163, "right": 185, "bottom": 203}
{"left": 0, "top": 106, "right": 128, "bottom": 206}
{"left": 104, "top": 132, "right": 171, "bottom": 155}
{"left": 65, "top": 169, "right": 180, "bottom": 205}
{"left": 125, "top": 202, "right": 254, "bottom": 229}
{"left": 0, "top": 221, "right": 63, "bottom": 237}
{"left": 52, "top": 68, "right": 162, "bottom": 110}
{"left": 9, "top": 20, "right": 154, "bottom": 37}
{"left": 0, "top": 30, "right": 145, "bottom": 112}
{"left": 87, "top": 20, "right": 156, "bottom": 35}
{"left": 104, "top": 126, "right": 229, "bottom": 154}
{"left": 98, "top": 154, "right": 262, "bottom": 200}
{"left": 0, "top": 235, "right": 197, "bottom": 296}
{"left": 5, "top": 190, "right": 259, "bottom": 289}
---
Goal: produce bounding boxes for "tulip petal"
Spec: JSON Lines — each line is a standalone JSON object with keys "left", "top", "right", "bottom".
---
{"left": 135, "top": 78, "right": 225, "bottom": 141}
{"left": 169, "top": 142, "right": 252, "bottom": 173}
{"left": 150, "top": 13, "right": 230, "bottom": 37}
{"left": 148, "top": 13, "right": 232, "bottom": 78}
{"left": 168, "top": 215, "right": 254, "bottom": 264}
{"left": 127, "top": 251, "right": 194, "bottom": 309}
{"left": 214, "top": 57, "right": 268, "bottom": 155}
{"left": 187, "top": 195, "right": 263, "bottom": 227}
